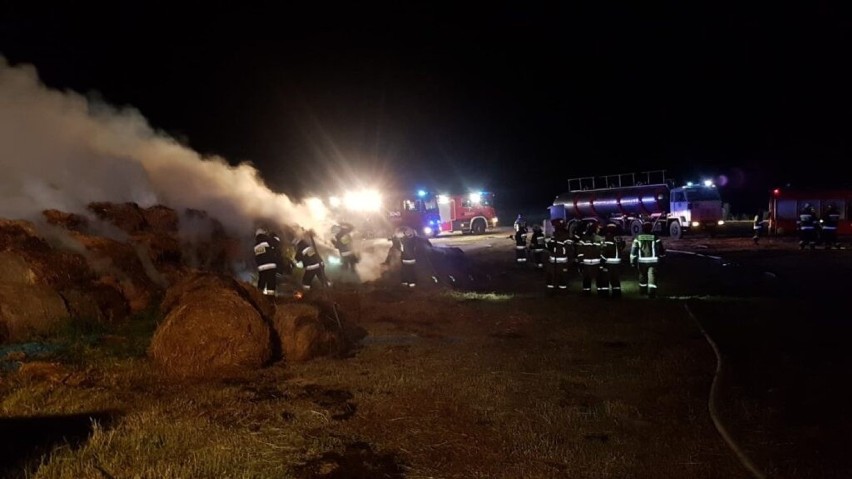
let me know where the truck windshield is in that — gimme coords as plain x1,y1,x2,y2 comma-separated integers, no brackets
685,188,721,201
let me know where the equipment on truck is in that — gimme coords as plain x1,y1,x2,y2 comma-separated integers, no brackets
548,170,724,239
767,187,852,236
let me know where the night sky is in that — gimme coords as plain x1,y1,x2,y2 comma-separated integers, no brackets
3,3,852,215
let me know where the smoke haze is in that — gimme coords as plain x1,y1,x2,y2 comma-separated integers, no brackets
0,57,387,281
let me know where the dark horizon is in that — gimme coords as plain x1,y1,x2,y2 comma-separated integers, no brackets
3,3,852,215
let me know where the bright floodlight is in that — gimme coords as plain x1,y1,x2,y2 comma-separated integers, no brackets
469,192,482,204
343,189,382,212
686,181,693,187
703,179,713,187
417,189,427,197
329,196,341,208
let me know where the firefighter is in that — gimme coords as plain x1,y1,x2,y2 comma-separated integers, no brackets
630,222,666,298
331,222,359,273
599,223,625,297
576,221,603,296
530,223,546,268
797,204,818,250
513,214,529,264
545,218,572,293
752,210,764,245
821,203,840,249
254,227,279,297
395,225,418,288
293,231,331,292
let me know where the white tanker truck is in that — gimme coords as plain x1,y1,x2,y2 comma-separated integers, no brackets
547,170,725,239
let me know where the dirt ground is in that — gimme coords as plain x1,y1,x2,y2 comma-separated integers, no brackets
1,226,851,478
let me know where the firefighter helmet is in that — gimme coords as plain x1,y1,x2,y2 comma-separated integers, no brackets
255,227,267,237
331,224,341,235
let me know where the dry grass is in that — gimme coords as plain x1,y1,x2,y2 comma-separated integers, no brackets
0,244,763,479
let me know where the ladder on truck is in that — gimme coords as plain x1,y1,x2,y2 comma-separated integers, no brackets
567,170,671,192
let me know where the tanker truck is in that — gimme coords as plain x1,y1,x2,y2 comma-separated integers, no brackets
547,170,725,239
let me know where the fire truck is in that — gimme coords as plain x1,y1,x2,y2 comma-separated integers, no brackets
434,191,498,235
767,187,852,236
385,190,498,237
548,170,725,239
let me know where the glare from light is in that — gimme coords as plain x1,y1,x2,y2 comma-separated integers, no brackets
686,181,694,187
343,189,382,212
305,197,328,220
691,221,700,227
703,179,713,187
328,256,341,265
491,217,498,224
329,196,341,208
717,220,725,226
423,226,433,235
418,189,427,197
469,192,482,204
437,195,450,204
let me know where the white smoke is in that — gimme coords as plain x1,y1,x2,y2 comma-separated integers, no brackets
0,57,388,281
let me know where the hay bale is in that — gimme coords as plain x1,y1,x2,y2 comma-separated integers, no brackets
0,283,69,343
42,209,89,232
59,285,129,323
87,202,148,234
149,288,273,379
141,205,178,233
161,272,273,319
271,302,344,362
0,251,38,285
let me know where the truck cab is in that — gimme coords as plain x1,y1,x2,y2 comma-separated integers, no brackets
436,191,498,235
668,182,724,238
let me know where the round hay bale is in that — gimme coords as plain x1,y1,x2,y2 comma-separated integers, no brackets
0,251,38,285
87,202,148,234
148,288,272,379
0,284,69,343
272,302,344,362
42,209,89,232
161,272,273,319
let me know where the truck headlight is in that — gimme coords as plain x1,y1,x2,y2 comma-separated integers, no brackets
492,217,498,224
691,221,700,227
423,226,433,235
717,220,725,226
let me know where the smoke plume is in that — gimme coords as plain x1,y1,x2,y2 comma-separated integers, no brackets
0,57,388,281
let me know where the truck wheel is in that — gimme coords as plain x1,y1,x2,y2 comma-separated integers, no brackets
472,219,486,235
669,221,682,239
630,220,643,236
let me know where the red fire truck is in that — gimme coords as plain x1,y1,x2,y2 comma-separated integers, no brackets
435,191,498,235
768,187,852,236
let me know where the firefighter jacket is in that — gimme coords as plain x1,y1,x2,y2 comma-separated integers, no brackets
546,229,573,264
576,232,603,266
332,224,355,257
822,210,840,232
630,233,665,265
530,229,546,251
399,233,417,263
797,209,817,232
294,238,323,271
514,229,528,248
601,234,625,265
254,233,280,272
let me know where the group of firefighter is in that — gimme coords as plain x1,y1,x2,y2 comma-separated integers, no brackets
791,203,841,250
514,215,666,298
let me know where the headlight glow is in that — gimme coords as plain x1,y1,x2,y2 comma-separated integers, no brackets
423,226,433,235
717,220,725,226
343,189,382,212
691,221,700,227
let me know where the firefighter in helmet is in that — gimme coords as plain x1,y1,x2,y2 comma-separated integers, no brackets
599,223,626,297
293,231,331,293
394,225,419,288
576,221,604,296
254,227,279,297
820,203,840,249
752,210,765,245
630,222,666,298
513,214,529,264
797,203,818,250
530,223,546,269
331,222,359,274
545,218,572,293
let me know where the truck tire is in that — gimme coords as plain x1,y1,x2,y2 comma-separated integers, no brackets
630,220,643,236
472,219,486,235
669,221,682,239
